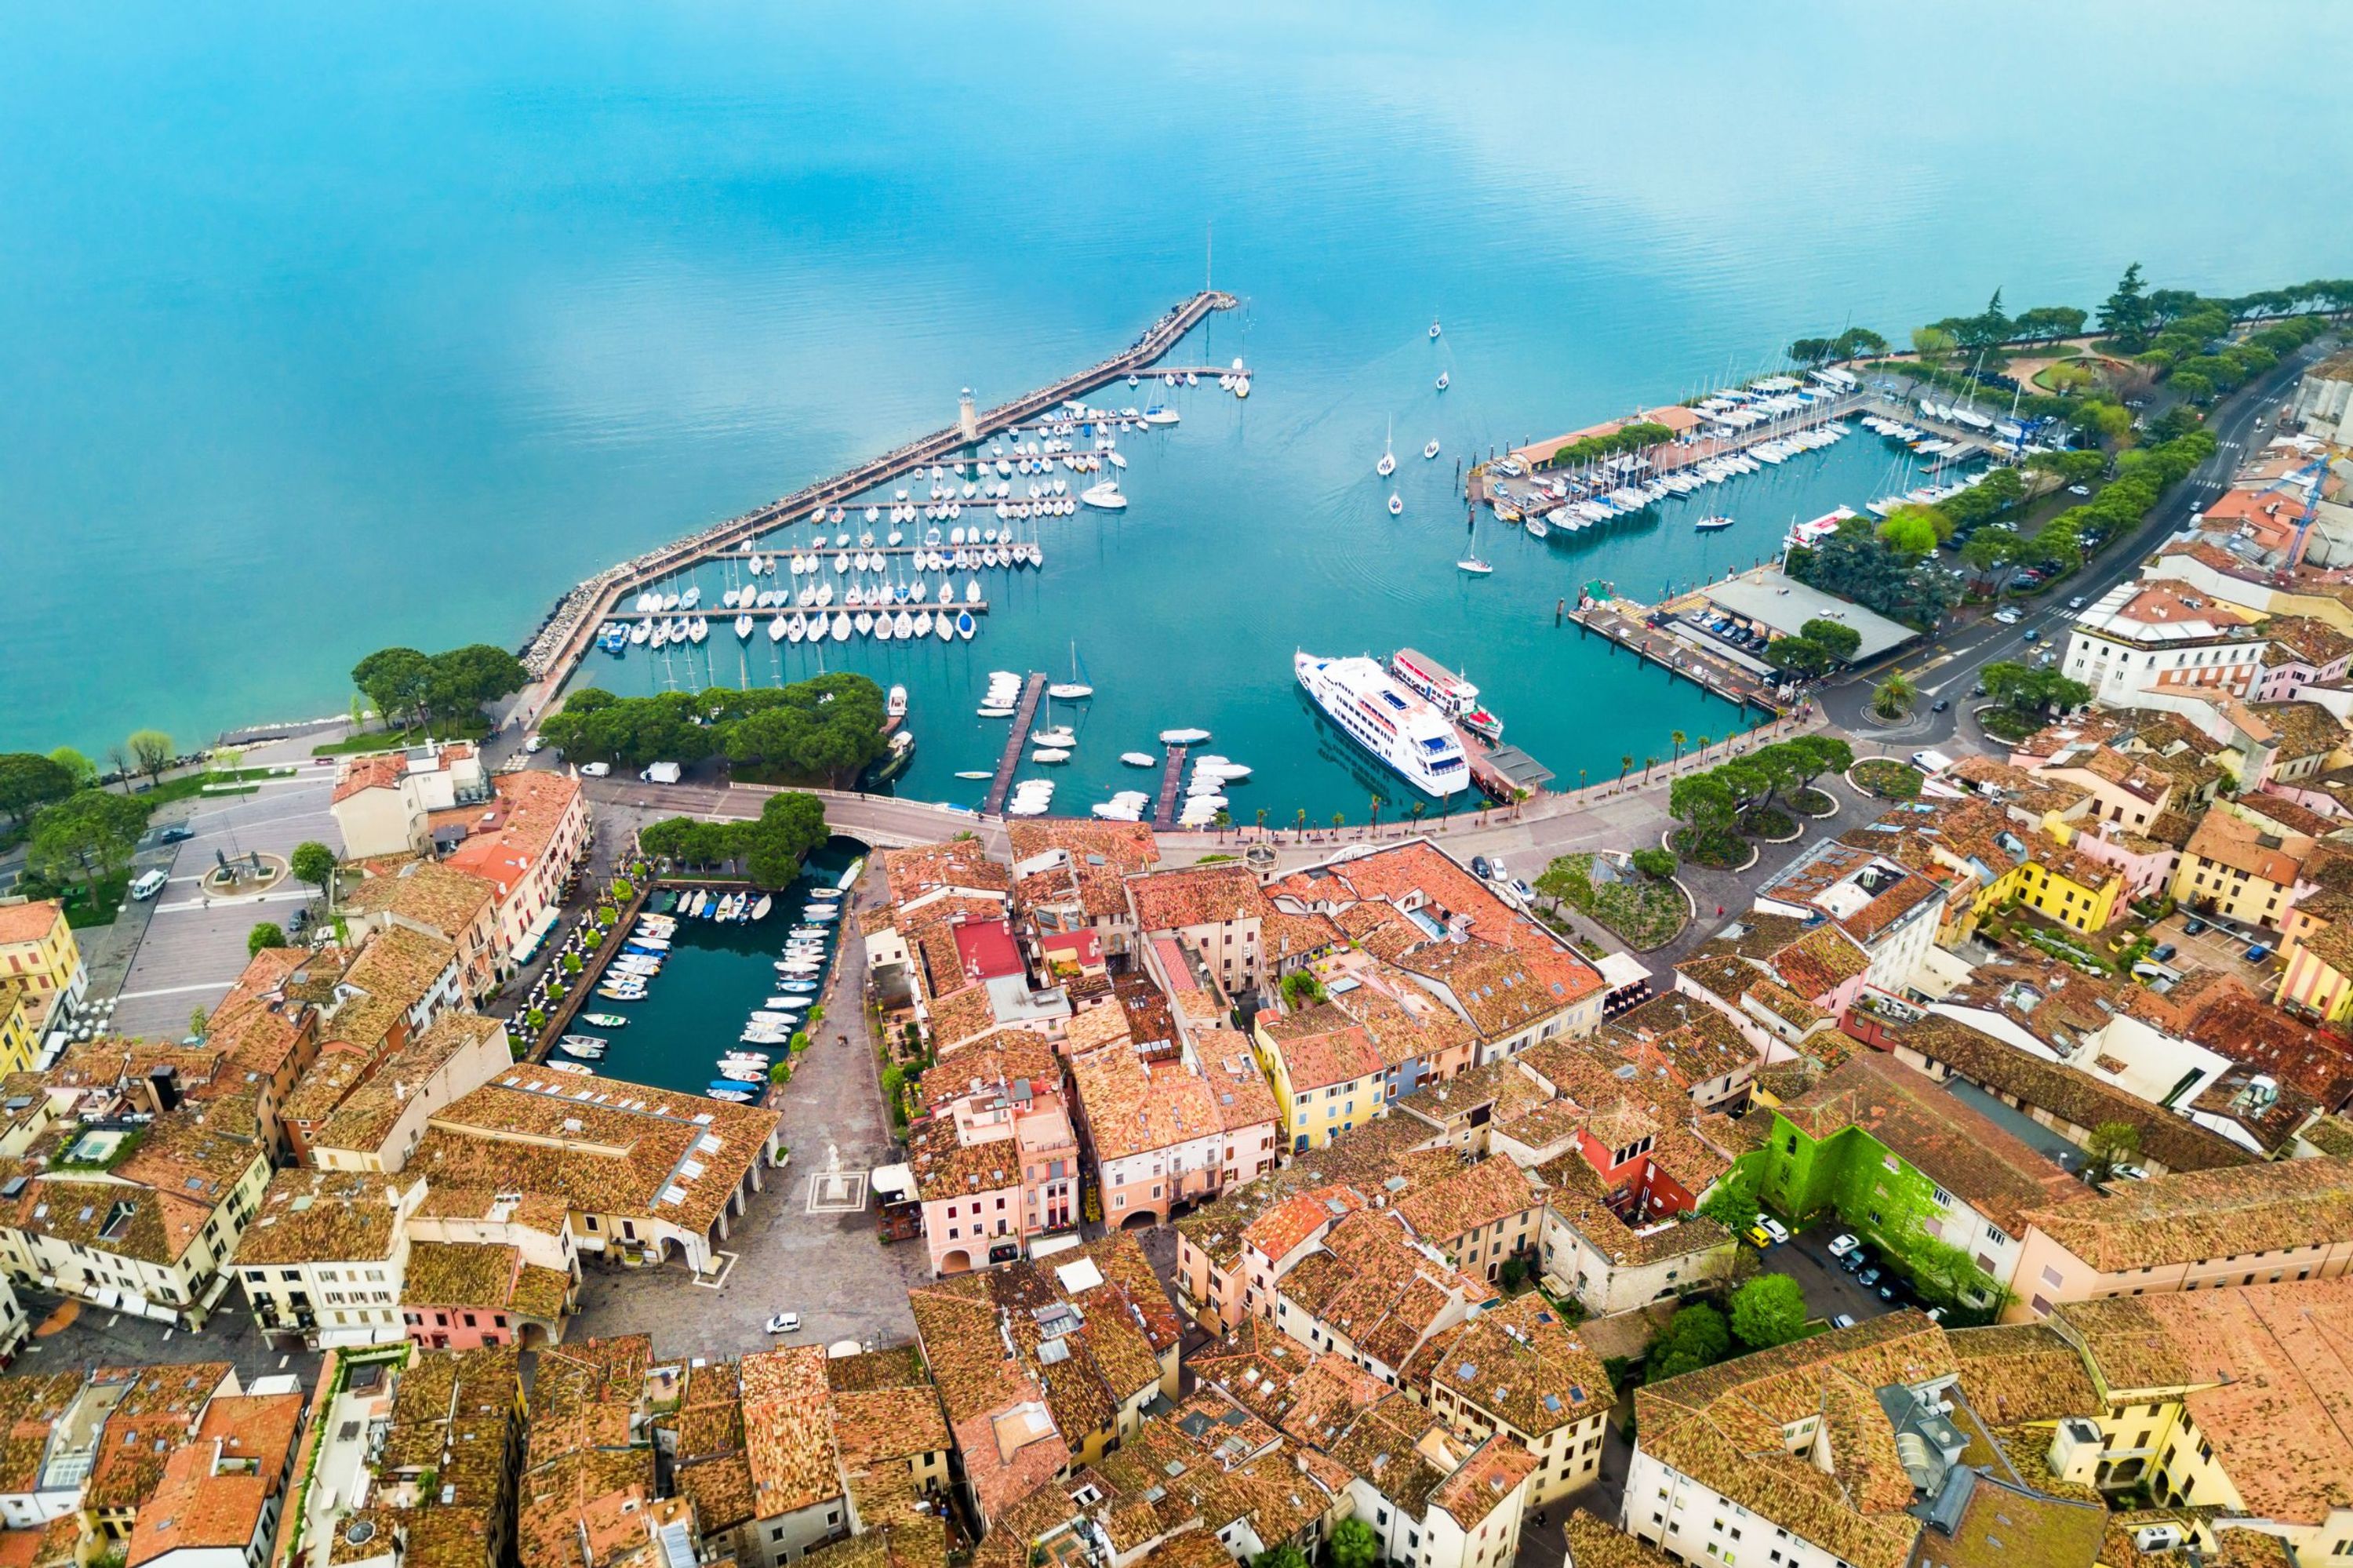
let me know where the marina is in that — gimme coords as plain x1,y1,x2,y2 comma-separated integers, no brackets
980,672,1053,817
522,290,1245,695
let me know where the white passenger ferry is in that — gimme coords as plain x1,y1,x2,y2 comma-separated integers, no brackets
1294,651,1469,798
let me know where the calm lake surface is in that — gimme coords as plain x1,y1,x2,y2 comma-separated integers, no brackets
9,2,2352,818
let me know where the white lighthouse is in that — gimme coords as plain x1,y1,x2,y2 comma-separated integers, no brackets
958,387,977,443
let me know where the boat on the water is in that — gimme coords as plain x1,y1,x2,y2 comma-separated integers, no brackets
1160,727,1211,746
582,1013,628,1028
1120,752,1158,767
1424,439,1441,460
1295,650,1469,797
545,1061,595,1077
1695,514,1735,531
1457,555,1490,573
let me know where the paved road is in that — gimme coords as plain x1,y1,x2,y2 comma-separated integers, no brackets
13,1290,322,1387
1820,342,2332,752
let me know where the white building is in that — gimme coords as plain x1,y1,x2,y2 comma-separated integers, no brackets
2063,581,2268,708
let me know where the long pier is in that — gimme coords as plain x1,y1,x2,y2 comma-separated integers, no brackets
1152,747,1190,831
1567,597,1787,716
602,602,988,622
700,545,1042,564
520,290,1242,708
980,674,1050,817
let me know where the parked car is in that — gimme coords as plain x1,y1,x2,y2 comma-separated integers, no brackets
1471,856,1492,881
287,907,311,935
129,869,169,902
1841,1250,1870,1274
1830,1313,1857,1330
1755,1214,1791,1246
2184,917,2208,935
1487,855,1511,883
2067,484,2093,497
1924,1307,1946,1324
765,1312,802,1334
580,762,612,777
1993,609,2020,625
1744,1225,1774,1249
1827,1234,1862,1258
2246,944,2271,963
524,733,547,754
158,824,195,844
1857,1267,1883,1289
2150,943,2177,962
1877,1282,1900,1302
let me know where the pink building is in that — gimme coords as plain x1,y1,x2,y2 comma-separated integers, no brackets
906,1031,1082,1275
2061,818,2183,897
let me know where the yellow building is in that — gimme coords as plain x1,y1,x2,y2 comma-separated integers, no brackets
0,900,83,1037
1251,1002,1388,1154
2010,846,2125,936
0,985,35,1079
2169,810,2311,929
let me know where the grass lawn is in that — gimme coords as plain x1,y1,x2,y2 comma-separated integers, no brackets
312,719,492,757
1977,708,2042,743
1543,853,1688,950
1852,760,1924,800
59,873,131,930
1670,828,1748,870
1789,787,1837,815
1739,806,1797,839
122,766,282,809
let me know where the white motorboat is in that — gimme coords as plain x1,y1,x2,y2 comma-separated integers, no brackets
1388,493,1404,516
1032,748,1071,764
1160,727,1211,745
1429,319,1442,339
1120,751,1158,767
956,610,976,639
887,685,908,719
1694,515,1735,531
1436,370,1450,391
736,613,755,640
1457,555,1493,574
1424,439,1441,460
1080,480,1127,511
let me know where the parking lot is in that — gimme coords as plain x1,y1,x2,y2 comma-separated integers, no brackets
1757,1226,1907,1326
2144,910,2282,989
109,753,342,1039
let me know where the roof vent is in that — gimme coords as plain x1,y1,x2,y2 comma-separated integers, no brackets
344,1523,377,1547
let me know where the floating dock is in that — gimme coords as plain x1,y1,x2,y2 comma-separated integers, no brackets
524,291,1243,697
980,674,1050,817
1567,595,1786,715
1152,747,1190,831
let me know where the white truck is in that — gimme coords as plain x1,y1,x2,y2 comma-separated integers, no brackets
639,761,682,785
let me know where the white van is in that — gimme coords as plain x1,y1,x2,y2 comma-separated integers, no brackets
129,869,169,901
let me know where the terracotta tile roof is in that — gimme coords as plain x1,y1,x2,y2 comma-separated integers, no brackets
1564,1512,1676,1568
431,769,582,897
1070,1047,1220,1162
1398,938,1580,1038
881,840,1012,902
342,857,497,938
1199,1031,1280,1133
311,1010,507,1158
1635,1313,1958,1568
1428,1433,1537,1526
1777,1055,2085,1233
85,1362,236,1512
1126,866,1271,933
2246,699,2345,762
124,1392,303,1568
922,982,999,1053
1944,1324,2102,1425
1406,1292,1609,1438
2181,809,2310,886
1894,1013,2253,1174
2060,1282,2353,1522
1260,1005,1384,1091
742,1345,844,1518
414,1069,778,1239
1325,967,1477,1072
2022,1155,2353,1273
1393,1158,1538,1249
0,1372,88,1493
230,1168,409,1265
1598,991,1759,1088
1537,1152,1734,1267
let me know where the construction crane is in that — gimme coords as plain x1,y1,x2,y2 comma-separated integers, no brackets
2253,455,2333,566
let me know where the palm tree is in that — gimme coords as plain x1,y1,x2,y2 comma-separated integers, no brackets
1618,754,1634,787
1213,809,1232,842
1874,672,1918,721
1670,729,1688,773
1642,755,1659,782
1331,812,1346,835
1255,807,1268,841
1295,808,1308,842
1576,768,1587,793
1369,793,1384,836
1410,800,1427,833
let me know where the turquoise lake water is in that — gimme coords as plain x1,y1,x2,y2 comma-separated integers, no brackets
569,839,863,1097
9,2,2353,819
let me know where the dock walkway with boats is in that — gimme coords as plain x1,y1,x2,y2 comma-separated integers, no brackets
980,673,1051,817
518,290,1244,711
1151,746,1191,831
1567,594,1789,716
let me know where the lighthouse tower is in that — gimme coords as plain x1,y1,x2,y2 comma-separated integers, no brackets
958,387,978,443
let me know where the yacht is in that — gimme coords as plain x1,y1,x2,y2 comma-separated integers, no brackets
1377,419,1397,478
1388,493,1404,517
1436,371,1449,391
1141,406,1179,426
1293,651,1469,798
1080,480,1128,511
1457,555,1493,574
1120,751,1158,767
1160,726,1211,745
1694,514,1735,531
1424,439,1441,460
1428,320,1442,339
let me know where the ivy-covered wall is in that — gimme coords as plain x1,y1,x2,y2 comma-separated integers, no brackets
1757,1111,2002,1308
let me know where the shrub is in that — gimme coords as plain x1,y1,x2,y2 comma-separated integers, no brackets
1852,759,1924,800
1628,846,1678,879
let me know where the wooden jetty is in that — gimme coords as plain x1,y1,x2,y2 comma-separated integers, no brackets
1152,746,1190,831
981,674,1050,817
1567,598,1786,715
526,291,1242,697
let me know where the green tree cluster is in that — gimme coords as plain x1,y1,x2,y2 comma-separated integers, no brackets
249,922,286,956
1627,846,1678,880
350,643,529,735
1645,1303,1731,1384
1550,420,1677,469
1787,326,1889,365
638,792,830,890
1729,1275,1809,1350
538,674,889,782
0,754,79,831
1279,970,1327,1010
1785,515,1962,627
1980,662,2092,720
27,788,150,888
1668,735,1851,860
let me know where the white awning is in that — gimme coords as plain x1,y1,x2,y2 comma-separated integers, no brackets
869,1162,915,1200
